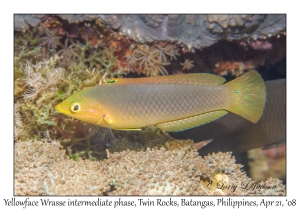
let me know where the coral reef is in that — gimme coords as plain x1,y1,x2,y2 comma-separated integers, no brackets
180,59,195,71
15,55,65,141
14,19,128,143
23,55,64,101
39,28,62,49
14,52,122,157
14,140,67,195
14,14,286,79
239,40,273,51
14,30,44,79
186,36,286,77
213,61,255,76
14,103,24,140
14,139,286,196
125,42,179,76
248,146,286,183
13,14,286,197
14,15,286,50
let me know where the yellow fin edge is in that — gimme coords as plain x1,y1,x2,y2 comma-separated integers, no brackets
157,110,228,132
223,70,266,123
104,73,226,86
115,128,142,131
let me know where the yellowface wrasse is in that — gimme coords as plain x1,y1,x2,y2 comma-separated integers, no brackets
55,70,266,133
170,79,285,154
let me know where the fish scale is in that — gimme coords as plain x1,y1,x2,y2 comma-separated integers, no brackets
170,79,285,154
56,70,266,132
88,84,229,128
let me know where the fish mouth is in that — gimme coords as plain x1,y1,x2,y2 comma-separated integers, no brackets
55,104,65,114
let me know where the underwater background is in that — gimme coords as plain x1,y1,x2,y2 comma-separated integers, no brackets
14,14,286,195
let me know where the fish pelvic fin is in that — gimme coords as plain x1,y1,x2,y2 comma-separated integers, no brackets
224,70,266,123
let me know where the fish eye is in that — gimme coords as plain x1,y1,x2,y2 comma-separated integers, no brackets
70,102,80,113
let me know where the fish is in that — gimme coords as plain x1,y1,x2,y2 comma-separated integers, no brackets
169,79,286,155
55,70,266,135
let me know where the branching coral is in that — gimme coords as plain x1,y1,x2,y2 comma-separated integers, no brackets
56,38,76,66
248,147,286,183
14,139,286,196
23,55,65,101
16,54,105,143
68,41,121,76
14,103,24,141
14,30,47,79
15,56,65,141
15,44,125,159
14,140,68,195
15,39,123,141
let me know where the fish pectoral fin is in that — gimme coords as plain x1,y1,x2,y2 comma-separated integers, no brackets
115,128,142,131
86,125,116,146
157,110,228,132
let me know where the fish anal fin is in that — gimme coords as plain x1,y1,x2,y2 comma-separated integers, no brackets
157,110,228,132
194,139,213,150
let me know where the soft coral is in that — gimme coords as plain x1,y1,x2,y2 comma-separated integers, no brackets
23,55,65,101
39,28,62,49
125,42,180,76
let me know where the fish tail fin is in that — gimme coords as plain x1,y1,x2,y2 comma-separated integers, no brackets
223,70,266,123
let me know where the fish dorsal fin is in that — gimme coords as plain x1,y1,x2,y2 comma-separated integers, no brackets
104,73,226,87
115,128,142,131
157,110,228,132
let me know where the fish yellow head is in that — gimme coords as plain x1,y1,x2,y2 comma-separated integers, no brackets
55,88,106,126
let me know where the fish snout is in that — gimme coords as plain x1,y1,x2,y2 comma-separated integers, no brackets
55,103,69,114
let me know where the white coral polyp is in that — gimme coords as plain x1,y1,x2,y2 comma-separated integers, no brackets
46,67,65,88
23,56,65,101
